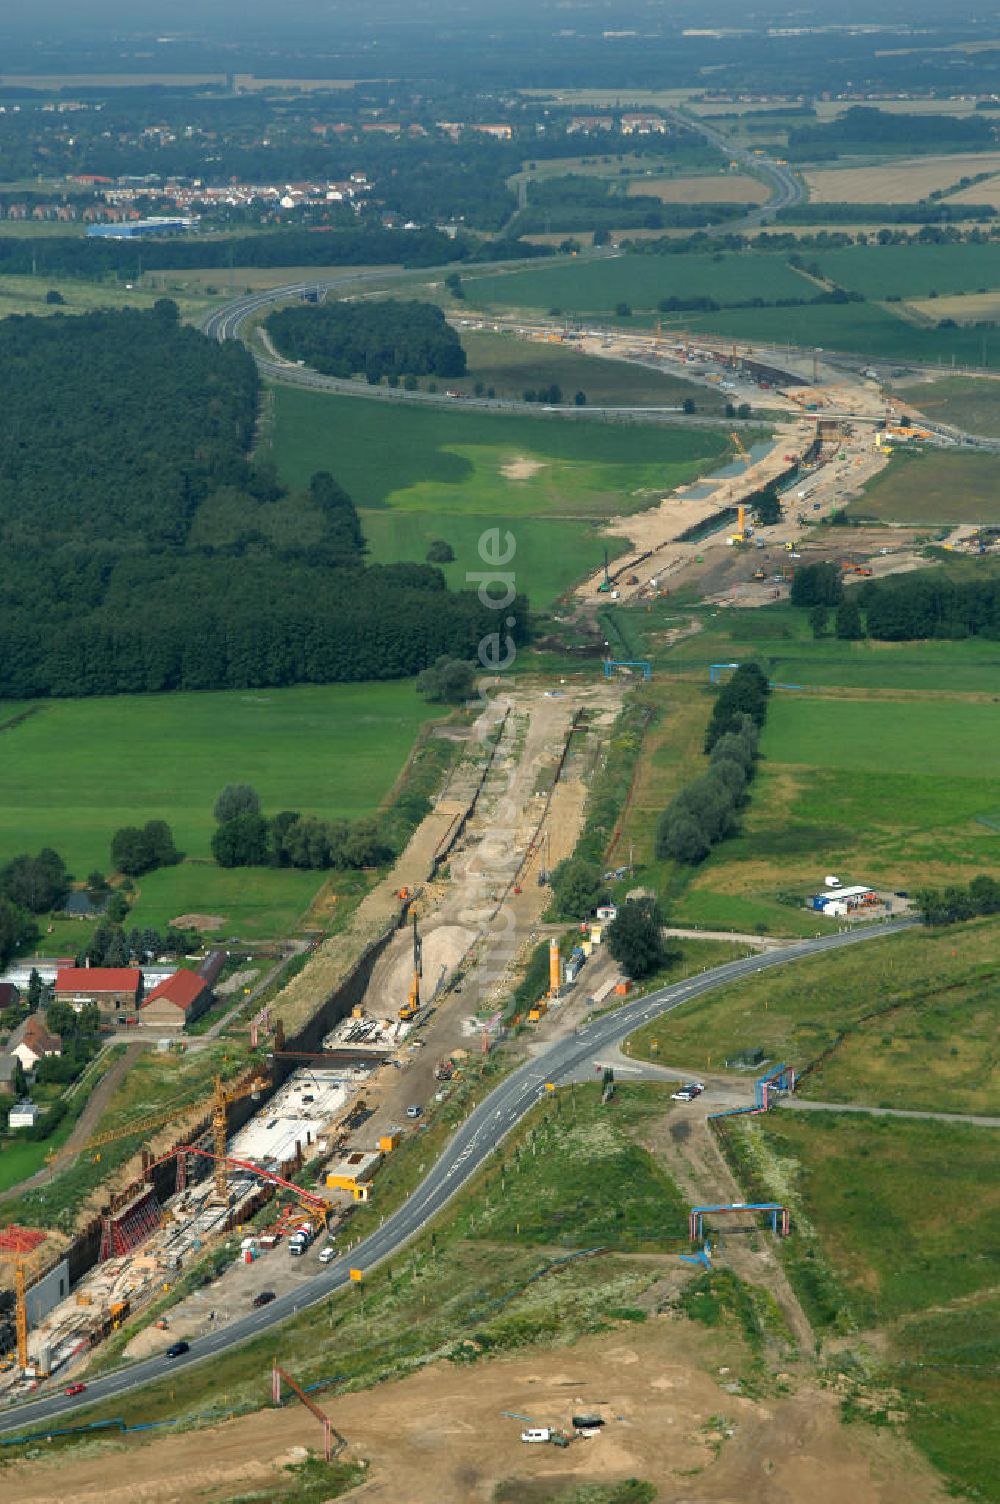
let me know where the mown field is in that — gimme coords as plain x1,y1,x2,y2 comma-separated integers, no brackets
0,684,442,936
626,918,1000,1112
721,1111,1000,1501
849,447,1000,522
896,374,1000,437
441,328,726,410
268,386,730,605
464,252,813,313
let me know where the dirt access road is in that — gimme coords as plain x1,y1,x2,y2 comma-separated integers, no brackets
348,680,622,1143
7,1318,947,1504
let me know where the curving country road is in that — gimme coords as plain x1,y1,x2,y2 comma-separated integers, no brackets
0,918,915,1438
201,268,761,430
664,107,804,231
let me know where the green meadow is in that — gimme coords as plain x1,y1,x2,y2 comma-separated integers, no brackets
0,683,441,872
464,251,812,313
849,447,1000,523
269,386,730,605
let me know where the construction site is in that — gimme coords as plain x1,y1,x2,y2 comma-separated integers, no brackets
0,680,622,1402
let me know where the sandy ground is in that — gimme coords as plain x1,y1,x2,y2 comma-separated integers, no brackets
170,912,225,929
627,173,770,204
6,1320,948,1504
501,456,546,480
805,151,1000,202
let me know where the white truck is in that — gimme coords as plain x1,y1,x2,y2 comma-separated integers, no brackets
288,1223,315,1257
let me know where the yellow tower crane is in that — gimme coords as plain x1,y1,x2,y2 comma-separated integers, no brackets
211,1072,270,1202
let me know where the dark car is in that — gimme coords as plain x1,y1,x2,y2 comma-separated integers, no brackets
165,1340,189,1358
252,1290,276,1308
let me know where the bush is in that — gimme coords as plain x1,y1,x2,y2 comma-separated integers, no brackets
550,857,606,919
426,539,455,564
110,820,179,877
416,655,476,703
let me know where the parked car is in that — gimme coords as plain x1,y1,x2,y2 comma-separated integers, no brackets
252,1290,276,1308
165,1340,190,1358
671,1082,705,1102
405,1104,422,1119
318,1246,336,1264
64,1382,86,1396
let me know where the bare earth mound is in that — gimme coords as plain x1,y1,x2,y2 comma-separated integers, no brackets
7,1321,947,1504
170,912,225,930
501,456,546,480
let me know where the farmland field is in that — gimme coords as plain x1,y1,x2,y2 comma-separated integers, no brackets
805,150,1000,202
680,298,1000,367
0,683,442,876
895,374,1000,436
849,448,1000,522
812,242,1000,299
441,328,725,409
464,252,813,313
627,918,1000,1111
626,173,769,204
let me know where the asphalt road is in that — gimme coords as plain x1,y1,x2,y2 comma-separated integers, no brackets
0,918,914,1438
664,108,804,231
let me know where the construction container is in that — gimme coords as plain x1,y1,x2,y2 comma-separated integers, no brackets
378,1132,401,1153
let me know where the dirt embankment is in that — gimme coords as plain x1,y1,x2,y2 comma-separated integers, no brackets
6,1320,947,1504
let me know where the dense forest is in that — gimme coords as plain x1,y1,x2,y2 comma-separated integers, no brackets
0,307,525,698
266,299,467,381
858,573,1000,641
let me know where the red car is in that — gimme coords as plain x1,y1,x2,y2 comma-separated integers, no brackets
64,1382,86,1397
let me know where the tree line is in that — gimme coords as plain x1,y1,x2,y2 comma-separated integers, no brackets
792,565,1000,643
0,307,526,699
266,298,467,382
917,875,1000,926
210,783,394,871
656,664,770,865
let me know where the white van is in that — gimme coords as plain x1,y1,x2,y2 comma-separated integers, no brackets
318,1246,336,1264
521,1428,550,1443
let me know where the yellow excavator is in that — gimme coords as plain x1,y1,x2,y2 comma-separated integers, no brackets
398,914,422,1022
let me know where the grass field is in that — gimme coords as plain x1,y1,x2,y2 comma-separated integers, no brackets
0,685,442,930
270,388,729,514
721,1112,1000,1500
896,374,1000,436
358,509,629,607
680,298,1000,367
813,241,1000,299
267,386,729,605
657,601,1000,693
0,271,216,323
442,328,726,409
626,918,1000,1112
608,618,1000,935
850,448,1000,522
464,252,813,314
